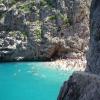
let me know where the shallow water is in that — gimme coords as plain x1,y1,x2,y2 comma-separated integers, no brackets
0,62,73,100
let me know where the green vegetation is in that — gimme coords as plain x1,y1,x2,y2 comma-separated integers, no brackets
9,31,16,37
18,1,35,12
48,15,56,20
18,4,30,12
59,13,72,26
1,0,17,5
40,0,47,6
34,28,42,40
35,20,41,25
60,14,69,25
21,32,28,36
47,13,72,26
39,0,55,7
9,31,28,37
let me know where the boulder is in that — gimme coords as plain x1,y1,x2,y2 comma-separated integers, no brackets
58,72,100,100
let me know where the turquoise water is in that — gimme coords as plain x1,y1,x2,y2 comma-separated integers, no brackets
0,62,73,100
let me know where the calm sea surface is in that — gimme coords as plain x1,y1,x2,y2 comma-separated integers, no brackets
0,62,73,100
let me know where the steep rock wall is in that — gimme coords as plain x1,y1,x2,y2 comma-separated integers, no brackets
58,1,100,100
86,0,100,75
0,0,91,61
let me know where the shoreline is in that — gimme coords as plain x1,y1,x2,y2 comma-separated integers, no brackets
0,56,86,72
44,56,86,71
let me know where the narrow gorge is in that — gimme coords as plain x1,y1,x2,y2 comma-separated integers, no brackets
58,0,100,100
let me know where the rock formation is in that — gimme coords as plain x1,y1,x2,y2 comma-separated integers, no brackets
0,0,91,61
86,0,100,75
58,72,100,100
58,0,100,100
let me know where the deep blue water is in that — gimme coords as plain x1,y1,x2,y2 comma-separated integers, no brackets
0,62,73,100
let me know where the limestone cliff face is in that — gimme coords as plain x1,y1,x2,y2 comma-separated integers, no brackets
0,0,91,61
86,0,100,75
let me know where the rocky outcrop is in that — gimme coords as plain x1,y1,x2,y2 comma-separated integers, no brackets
58,72,100,100
86,0,100,75
58,0,100,100
0,0,91,61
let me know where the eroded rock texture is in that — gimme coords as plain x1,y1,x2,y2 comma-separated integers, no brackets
58,72,100,100
86,0,100,75
0,0,91,61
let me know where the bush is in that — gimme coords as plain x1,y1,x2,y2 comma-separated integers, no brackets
48,15,56,20
39,0,54,7
40,0,47,6
18,1,35,12
34,28,42,40
59,13,72,26
21,32,28,36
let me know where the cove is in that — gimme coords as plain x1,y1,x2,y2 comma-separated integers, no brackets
0,62,73,100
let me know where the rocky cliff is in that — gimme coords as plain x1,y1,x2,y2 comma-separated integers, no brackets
58,72,100,100
86,0,100,75
0,0,91,61
58,0,100,100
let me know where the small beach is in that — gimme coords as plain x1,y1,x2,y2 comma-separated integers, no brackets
44,56,86,71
